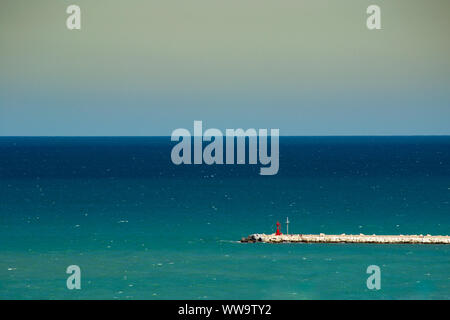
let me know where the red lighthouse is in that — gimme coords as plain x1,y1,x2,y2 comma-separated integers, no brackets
275,221,282,236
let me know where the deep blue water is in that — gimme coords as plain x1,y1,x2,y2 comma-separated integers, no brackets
0,137,449,299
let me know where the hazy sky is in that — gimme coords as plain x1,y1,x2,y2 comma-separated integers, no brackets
1,0,449,136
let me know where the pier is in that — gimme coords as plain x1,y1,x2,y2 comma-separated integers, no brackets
241,233,450,244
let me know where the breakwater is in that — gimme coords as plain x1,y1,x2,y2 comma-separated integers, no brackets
241,233,450,244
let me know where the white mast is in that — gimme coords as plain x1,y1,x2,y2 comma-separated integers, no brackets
286,217,290,235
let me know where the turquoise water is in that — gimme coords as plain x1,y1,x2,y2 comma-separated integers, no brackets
0,137,449,299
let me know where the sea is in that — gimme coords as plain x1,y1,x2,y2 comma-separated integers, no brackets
0,136,449,299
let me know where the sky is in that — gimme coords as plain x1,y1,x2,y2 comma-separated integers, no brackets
0,0,449,136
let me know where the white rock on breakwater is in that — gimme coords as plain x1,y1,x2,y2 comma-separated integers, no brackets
241,233,450,244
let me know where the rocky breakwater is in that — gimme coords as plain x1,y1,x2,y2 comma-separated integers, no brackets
240,233,450,244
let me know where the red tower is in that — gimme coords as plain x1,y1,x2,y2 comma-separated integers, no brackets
275,221,282,236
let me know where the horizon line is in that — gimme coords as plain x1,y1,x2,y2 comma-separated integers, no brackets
1,135,450,138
